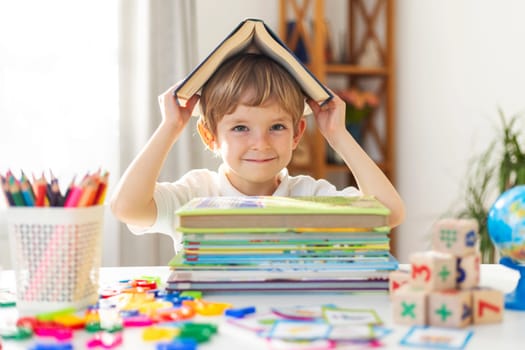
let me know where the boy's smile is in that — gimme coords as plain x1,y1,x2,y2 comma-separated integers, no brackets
213,99,305,195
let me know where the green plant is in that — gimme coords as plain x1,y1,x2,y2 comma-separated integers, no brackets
498,108,525,192
453,109,525,263
456,146,497,263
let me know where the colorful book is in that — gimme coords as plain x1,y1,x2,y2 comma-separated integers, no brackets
168,252,398,271
173,18,332,108
167,268,390,283
166,279,389,292
175,196,390,230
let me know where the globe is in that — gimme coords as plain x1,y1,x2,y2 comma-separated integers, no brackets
487,185,525,264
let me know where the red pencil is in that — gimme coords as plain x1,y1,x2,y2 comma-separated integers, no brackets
94,171,109,205
35,177,47,207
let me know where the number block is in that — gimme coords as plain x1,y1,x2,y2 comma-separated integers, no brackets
432,218,479,257
410,251,457,292
392,284,428,326
428,289,472,328
456,252,481,289
389,270,410,296
472,287,504,324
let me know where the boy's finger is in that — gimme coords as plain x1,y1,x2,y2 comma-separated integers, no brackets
185,94,200,113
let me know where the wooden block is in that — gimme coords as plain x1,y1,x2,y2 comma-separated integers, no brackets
410,251,457,292
428,289,472,328
472,287,504,324
432,218,479,257
456,252,481,289
392,284,428,326
389,270,410,296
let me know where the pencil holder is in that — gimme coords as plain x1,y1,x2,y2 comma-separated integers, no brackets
7,205,104,313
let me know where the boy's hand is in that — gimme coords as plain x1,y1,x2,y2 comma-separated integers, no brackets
306,93,348,145
158,82,200,133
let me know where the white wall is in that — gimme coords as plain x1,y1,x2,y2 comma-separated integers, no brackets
195,0,278,59
396,0,525,261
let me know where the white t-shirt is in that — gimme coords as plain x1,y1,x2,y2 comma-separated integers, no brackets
128,164,361,252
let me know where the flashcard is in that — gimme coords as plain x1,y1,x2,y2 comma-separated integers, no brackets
272,305,335,320
266,339,336,350
328,324,375,341
227,312,278,332
322,306,382,325
372,326,393,339
268,320,331,341
0,289,16,307
399,326,474,349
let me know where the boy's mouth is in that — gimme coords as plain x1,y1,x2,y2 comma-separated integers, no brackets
243,157,277,163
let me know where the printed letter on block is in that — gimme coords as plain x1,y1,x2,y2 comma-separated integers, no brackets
410,251,456,292
392,284,427,326
472,287,503,324
432,218,479,257
389,270,410,296
428,290,472,328
456,252,481,289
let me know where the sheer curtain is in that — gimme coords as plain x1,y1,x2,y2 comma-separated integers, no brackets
118,0,217,266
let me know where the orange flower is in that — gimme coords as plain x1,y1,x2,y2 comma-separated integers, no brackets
337,88,378,109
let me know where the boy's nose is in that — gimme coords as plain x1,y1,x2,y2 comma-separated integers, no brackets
252,131,271,149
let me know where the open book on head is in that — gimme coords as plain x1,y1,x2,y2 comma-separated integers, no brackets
174,18,333,115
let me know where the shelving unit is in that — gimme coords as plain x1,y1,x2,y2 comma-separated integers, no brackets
278,0,396,185
279,0,397,254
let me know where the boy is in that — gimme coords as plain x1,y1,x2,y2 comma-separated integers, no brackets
111,53,405,251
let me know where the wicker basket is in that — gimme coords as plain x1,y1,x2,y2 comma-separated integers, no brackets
7,206,104,313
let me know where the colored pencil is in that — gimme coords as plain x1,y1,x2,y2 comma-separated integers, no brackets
20,179,35,206
64,185,83,208
77,177,98,207
0,175,15,206
94,171,109,205
1,170,108,207
7,176,25,206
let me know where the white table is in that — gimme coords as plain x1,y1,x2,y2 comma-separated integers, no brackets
1,264,524,349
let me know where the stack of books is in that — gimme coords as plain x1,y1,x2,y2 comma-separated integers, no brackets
166,196,398,292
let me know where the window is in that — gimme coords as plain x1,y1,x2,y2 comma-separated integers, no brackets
0,1,119,190
0,1,120,266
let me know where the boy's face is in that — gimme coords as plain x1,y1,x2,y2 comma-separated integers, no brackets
211,99,305,195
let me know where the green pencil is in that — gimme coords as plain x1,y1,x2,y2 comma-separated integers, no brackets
8,176,25,206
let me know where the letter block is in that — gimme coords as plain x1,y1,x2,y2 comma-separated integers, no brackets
392,284,428,326
456,252,481,289
432,218,479,257
410,251,457,292
428,290,472,328
389,270,410,296
472,287,504,324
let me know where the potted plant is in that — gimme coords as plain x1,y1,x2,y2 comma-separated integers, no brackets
452,109,525,263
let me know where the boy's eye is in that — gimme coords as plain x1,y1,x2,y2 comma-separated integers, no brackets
232,125,248,132
270,124,287,131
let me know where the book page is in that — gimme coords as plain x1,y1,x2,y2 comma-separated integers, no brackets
252,21,330,104
176,21,256,101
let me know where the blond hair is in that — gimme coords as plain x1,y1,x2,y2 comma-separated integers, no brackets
198,53,305,135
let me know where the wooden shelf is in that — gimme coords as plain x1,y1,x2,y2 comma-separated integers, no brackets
290,161,390,178
279,0,397,255
326,64,388,75
279,0,395,181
